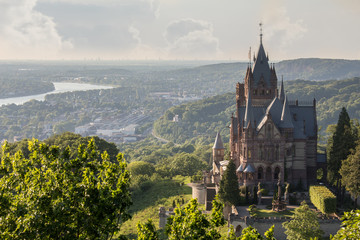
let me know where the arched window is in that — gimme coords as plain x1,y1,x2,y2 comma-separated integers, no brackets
258,167,263,180
275,145,279,161
274,167,280,180
259,144,263,160
266,167,272,181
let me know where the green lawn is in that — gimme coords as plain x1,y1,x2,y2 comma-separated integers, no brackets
250,208,295,218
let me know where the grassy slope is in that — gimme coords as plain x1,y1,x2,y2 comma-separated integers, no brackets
120,176,193,239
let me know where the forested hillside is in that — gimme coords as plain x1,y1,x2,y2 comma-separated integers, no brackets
0,79,54,99
154,77,360,144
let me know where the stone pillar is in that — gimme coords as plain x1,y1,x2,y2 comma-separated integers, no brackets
159,207,167,229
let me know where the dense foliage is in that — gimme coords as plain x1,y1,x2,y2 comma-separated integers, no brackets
332,210,360,239
153,92,235,144
283,201,323,240
339,141,360,207
165,197,225,239
309,186,336,214
327,107,358,200
0,138,131,239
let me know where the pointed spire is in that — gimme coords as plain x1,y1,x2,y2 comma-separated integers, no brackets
259,22,263,44
213,132,225,149
244,83,255,128
278,76,285,103
280,95,294,128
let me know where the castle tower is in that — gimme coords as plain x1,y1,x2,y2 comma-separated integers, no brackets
213,132,225,164
241,25,278,106
212,132,225,184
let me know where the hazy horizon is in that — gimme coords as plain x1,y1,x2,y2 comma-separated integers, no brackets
0,0,359,61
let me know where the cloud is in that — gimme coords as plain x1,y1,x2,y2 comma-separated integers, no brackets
35,0,161,59
259,0,307,59
0,0,72,59
262,7,307,47
164,19,221,59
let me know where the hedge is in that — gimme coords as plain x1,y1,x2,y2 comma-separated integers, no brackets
309,185,336,214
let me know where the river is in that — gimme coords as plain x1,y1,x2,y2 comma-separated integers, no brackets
0,82,113,106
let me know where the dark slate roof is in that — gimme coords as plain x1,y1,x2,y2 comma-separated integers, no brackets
280,96,294,128
239,102,316,139
252,43,271,87
244,164,255,173
213,132,225,149
237,164,245,172
265,97,283,125
289,105,316,138
278,78,285,103
317,153,327,163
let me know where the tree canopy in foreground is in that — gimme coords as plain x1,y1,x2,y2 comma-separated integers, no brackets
0,138,131,239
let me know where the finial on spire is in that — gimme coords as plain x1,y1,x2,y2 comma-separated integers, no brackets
259,22,263,44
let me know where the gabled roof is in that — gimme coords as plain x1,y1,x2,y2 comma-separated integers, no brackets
280,95,294,128
265,97,282,125
213,132,225,149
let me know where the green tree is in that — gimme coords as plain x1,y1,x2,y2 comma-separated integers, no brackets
128,161,155,177
165,197,225,239
332,209,360,239
327,108,357,198
283,201,323,240
0,138,132,239
218,159,241,206
339,141,360,207
137,219,159,240
170,153,207,177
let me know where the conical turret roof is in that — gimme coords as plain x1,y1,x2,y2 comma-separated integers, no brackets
252,41,271,86
213,132,225,149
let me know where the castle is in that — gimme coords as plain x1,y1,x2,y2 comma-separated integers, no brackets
208,30,324,195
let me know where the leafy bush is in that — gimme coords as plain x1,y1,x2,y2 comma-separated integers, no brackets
309,185,336,214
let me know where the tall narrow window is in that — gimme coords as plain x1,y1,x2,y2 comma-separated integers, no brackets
258,167,263,180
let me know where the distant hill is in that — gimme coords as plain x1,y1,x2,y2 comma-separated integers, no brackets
276,58,360,81
180,58,360,83
154,77,360,145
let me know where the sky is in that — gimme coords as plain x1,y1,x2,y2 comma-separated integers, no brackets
0,0,359,61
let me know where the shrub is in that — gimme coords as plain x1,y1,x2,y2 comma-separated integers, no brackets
309,185,336,214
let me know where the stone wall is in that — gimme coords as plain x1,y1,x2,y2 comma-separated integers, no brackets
191,183,206,204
